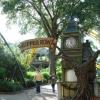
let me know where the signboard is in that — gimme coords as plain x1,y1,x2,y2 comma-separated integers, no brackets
19,38,56,51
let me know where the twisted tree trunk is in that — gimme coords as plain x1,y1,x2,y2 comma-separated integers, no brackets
61,49,100,100
72,50,100,100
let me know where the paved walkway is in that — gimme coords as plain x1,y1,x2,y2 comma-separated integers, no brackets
0,84,58,100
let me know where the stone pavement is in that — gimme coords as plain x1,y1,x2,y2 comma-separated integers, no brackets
0,84,58,100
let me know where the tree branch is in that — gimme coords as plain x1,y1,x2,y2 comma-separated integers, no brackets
42,1,53,20
22,10,41,24
26,0,52,36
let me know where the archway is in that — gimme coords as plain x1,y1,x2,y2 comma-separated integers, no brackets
19,37,56,71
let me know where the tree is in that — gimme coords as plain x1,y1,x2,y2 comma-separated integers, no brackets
1,0,100,75
0,32,26,85
61,48,100,100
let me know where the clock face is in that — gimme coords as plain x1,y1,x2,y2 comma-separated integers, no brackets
65,37,77,48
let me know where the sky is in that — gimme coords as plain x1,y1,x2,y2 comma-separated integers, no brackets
0,11,35,44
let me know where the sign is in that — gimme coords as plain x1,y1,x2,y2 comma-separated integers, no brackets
19,38,56,51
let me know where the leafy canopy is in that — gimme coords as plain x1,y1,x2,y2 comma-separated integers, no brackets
1,0,100,37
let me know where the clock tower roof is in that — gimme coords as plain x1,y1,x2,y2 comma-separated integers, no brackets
64,16,79,33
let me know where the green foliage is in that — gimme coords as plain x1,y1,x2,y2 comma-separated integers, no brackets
0,38,26,84
57,71,62,80
1,0,100,35
25,71,34,80
0,48,23,80
56,59,62,80
0,80,23,92
42,72,50,83
0,46,15,79
25,79,35,88
97,81,100,87
0,67,6,79
2,0,23,11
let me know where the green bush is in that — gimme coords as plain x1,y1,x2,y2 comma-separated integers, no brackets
25,79,35,88
0,80,23,92
7,82,23,92
56,60,62,80
57,71,62,80
97,81,100,87
25,71,34,80
0,67,6,79
42,72,50,84
25,74,33,80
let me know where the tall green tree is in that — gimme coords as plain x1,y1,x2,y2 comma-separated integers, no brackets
1,0,100,75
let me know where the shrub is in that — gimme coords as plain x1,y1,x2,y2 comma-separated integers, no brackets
7,82,23,92
25,74,33,80
42,72,50,84
57,71,62,81
0,80,23,92
97,81,100,87
25,71,34,80
25,79,35,88
0,67,6,79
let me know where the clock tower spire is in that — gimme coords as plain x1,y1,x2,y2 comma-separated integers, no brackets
64,16,78,33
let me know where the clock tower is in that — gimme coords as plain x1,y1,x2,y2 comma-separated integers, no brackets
61,17,82,69
58,17,82,99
